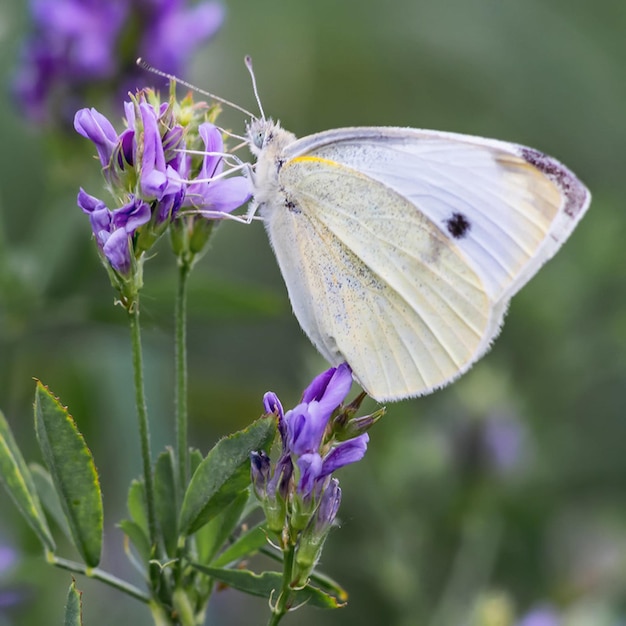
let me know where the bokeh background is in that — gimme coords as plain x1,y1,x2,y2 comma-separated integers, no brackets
1,0,625,624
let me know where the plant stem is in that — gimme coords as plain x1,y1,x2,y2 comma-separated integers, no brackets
267,544,296,626
129,304,157,547
49,554,150,604
175,261,191,495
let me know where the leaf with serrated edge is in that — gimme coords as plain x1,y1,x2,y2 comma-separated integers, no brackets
34,382,102,567
191,565,345,609
0,410,55,550
179,416,275,536
64,579,83,626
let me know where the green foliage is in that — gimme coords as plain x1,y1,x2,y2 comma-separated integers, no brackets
64,579,83,626
0,409,55,551
194,489,250,565
34,381,103,567
30,462,72,543
191,564,346,609
179,415,276,535
153,448,178,557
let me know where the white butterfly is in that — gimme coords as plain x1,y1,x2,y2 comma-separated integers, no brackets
136,58,590,401
244,118,590,402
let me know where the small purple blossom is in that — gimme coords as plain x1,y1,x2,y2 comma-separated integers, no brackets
183,123,253,215
75,90,251,278
13,0,224,124
255,365,376,583
138,0,225,77
256,363,371,521
313,478,341,535
78,189,151,274
74,108,119,167
286,363,353,457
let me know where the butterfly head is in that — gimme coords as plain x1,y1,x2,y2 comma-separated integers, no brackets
246,117,296,158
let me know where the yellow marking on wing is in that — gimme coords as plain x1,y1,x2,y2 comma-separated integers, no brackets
290,155,344,168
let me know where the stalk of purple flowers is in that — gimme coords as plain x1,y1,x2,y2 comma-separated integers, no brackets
251,363,383,598
75,87,251,304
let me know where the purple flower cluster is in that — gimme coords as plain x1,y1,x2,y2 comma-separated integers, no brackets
13,0,224,123
75,92,251,275
252,364,370,536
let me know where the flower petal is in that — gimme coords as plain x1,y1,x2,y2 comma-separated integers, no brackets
74,108,119,167
320,433,369,477
102,228,131,274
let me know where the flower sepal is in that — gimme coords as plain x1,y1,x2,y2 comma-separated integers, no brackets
292,479,342,587
332,404,386,442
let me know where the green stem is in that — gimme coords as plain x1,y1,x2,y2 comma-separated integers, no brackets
129,304,157,547
49,554,150,604
267,544,296,626
175,261,191,494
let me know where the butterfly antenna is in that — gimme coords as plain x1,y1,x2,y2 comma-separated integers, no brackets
136,58,256,118
244,55,266,121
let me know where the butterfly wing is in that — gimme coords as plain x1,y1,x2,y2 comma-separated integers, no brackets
262,127,590,401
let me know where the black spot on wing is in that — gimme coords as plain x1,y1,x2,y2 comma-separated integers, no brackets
283,189,300,213
444,212,471,239
520,147,588,219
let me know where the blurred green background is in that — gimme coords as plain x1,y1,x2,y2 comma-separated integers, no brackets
1,0,625,624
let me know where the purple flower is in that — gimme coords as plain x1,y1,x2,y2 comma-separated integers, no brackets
250,450,271,499
183,123,252,215
78,188,151,274
257,363,369,504
74,107,119,167
138,0,224,76
75,91,251,277
286,363,353,457
313,478,341,536
255,365,373,572
13,0,224,124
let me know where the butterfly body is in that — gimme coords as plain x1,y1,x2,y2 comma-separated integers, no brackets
246,119,590,402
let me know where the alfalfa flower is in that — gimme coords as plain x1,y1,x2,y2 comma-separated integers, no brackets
252,363,379,585
75,87,251,301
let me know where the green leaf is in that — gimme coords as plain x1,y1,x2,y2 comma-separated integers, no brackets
64,579,83,626
210,522,268,568
189,448,203,473
29,462,72,543
0,409,55,551
127,479,148,537
179,416,275,536
118,519,151,566
154,448,178,557
34,381,103,567
195,489,249,565
190,565,346,609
